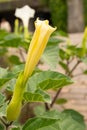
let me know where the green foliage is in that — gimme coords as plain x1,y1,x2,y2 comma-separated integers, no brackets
27,71,73,92
0,93,6,106
0,31,30,49
22,110,86,130
42,38,59,69
0,17,87,129
0,123,4,130
24,89,51,103
48,0,67,31
8,55,21,65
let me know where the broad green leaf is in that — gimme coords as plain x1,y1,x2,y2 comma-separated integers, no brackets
38,110,61,120
52,30,68,37
0,30,9,40
63,109,85,127
0,65,24,87
59,61,69,72
8,55,21,65
0,102,8,117
0,70,15,87
42,43,58,69
0,33,29,49
11,127,20,130
27,71,73,92
34,104,45,116
6,78,16,93
23,110,85,130
22,117,57,130
12,64,24,74
59,49,70,60
0,93,6,106
23,89,51,103
0,67,10,87
48,37,64,45
0,123,4,130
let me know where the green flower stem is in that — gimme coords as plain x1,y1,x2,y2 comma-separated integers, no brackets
6,19,56,121
24,26,29,39
14,19,19,35
7,72,26,121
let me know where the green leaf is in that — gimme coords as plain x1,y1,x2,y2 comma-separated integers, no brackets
8,55,21,65
59,49,70,60
0,30,9,40
63,109,85,127
0,65,24,87
12,64,24,74
34,104,45,116
0,70,15,87
0,33,29,49
23,110,85,130
0,67,10,87
42,41,58,69
22,117,57,130
6,78,16,93
0,123,4,130
48,37,64,45
0,93,6,106
11,127,21,130
52,30,68,37
0,102,8,117
23,89,51,103
59,61,69,72
27,71,73,92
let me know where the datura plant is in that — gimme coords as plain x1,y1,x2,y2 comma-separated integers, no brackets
6,19,56,121
15,5,35,39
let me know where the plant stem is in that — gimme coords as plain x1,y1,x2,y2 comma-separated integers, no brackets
45,103,50,111
67,60,81,76
49,60,81,108
0,117,13,130
50,88,62,107
5,122,13,130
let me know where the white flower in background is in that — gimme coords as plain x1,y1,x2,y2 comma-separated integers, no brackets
15,5,35,28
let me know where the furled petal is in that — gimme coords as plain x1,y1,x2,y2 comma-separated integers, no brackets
24,19,56,82
6,19,56,121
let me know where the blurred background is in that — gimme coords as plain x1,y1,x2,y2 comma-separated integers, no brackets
0,0,86,33
0,0,87,127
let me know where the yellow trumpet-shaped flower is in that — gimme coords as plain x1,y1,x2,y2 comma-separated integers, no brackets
24,19,56,82
6,19,56,121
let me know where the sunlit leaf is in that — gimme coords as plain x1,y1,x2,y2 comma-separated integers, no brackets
8,55,21,65
23,110,85,130
27,71,73,92
23,89,51,103
42,42,58,69
0,102,8,117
